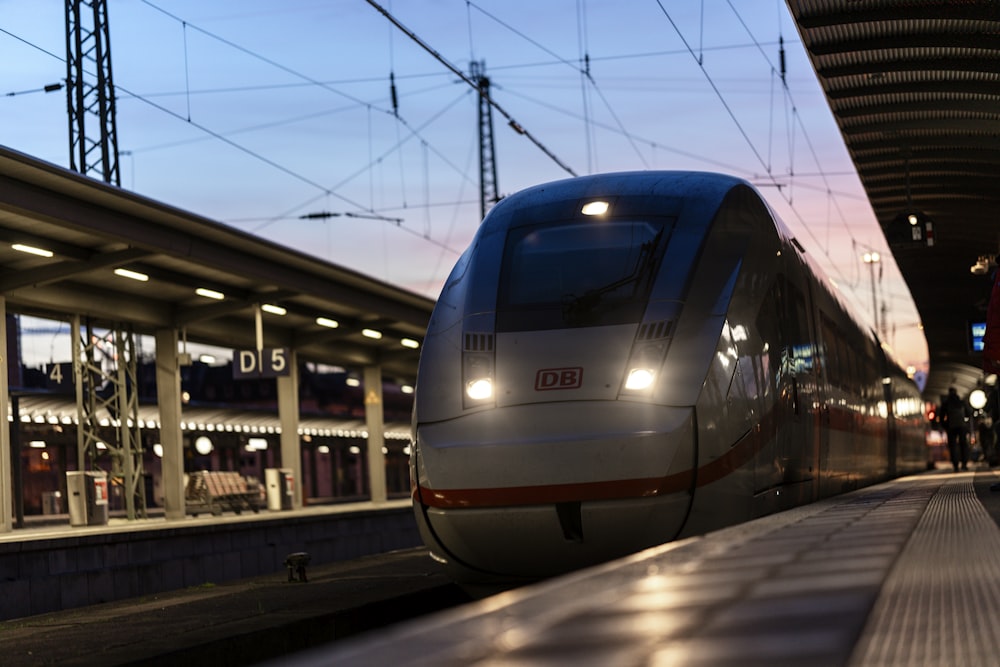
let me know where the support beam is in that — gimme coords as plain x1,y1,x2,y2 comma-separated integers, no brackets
0,298,12,533
277,350,302,509
155,328,185,520
364,365,387,503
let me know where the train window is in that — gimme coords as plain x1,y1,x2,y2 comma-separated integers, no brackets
496,218,671,330
820,313,843,388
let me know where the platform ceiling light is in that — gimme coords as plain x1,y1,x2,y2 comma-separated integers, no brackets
346,377,361,387
195,287,225,300
29,440,46,448
261,303,286,316
401,338,420,349
114,267,149,282
247,437,268,451
581,200,610,216
194,436,214,455
316,316,339,329
362,328,383,340
12,243,53,257
401,384,414,394
153,443,164,458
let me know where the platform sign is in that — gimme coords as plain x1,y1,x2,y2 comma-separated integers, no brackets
45,362,75,393
233,347,291,378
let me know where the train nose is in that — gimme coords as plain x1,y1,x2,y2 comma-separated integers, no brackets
412,402,695,579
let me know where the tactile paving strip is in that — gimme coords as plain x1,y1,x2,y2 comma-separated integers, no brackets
849,474,1000,667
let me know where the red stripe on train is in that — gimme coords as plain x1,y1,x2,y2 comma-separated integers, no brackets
416,426,769,508
415,402,891,510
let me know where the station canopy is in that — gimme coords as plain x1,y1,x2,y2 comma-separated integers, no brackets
788,1,1000,401
0,145,434,434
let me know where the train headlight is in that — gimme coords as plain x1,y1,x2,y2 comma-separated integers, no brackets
620,337,668,398
466,378,494,401
463,338,496,408
624,368,656,391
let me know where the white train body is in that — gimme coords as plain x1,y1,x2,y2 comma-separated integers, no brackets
411,171,926,583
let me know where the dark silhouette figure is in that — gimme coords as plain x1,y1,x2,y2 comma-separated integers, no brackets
941,387,971,472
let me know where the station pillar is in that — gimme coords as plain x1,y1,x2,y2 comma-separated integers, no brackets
363,365,387,503
155,328,185,520
0,298,11,533
276,349,302,509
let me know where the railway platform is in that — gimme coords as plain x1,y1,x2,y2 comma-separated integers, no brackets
290,463,1000,667
6,464,1000,666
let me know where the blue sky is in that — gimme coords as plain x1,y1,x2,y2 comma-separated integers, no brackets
0,1,929,376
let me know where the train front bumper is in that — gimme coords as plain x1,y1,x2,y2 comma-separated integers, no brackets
412,401,695,579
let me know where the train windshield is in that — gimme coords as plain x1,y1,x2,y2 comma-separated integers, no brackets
497,218,671,331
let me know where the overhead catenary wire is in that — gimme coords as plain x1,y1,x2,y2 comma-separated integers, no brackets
2,2,908,319
2,7,467,256
724,0,898,333
654,0,880,326
365,0,577,178
576,0,594,173
468,0,647,169
132,0,474,255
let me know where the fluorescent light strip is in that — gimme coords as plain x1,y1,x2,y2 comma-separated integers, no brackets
114,268,149,282
195,287,225,300
316,316,339,329
261,304,286,315
12,243,54,257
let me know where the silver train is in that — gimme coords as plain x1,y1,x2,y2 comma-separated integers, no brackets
411,171,927,584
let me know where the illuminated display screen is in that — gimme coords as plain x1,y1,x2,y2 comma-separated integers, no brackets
970,321,986,352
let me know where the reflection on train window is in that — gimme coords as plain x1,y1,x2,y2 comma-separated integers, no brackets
497,219,671,330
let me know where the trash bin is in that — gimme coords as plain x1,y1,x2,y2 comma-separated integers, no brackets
66,471,109,526
265,467,294,511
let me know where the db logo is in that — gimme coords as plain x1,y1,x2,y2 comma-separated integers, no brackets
535,367,583,391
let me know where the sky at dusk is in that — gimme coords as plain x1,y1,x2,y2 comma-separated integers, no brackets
0,1,929,377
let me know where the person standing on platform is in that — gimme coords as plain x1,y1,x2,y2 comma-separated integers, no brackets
941,387,971,472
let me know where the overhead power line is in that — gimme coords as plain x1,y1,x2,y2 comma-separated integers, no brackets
365,0,577,178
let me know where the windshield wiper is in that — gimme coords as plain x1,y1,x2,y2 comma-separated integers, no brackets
562,229,664,325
